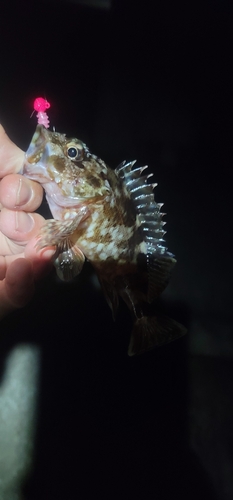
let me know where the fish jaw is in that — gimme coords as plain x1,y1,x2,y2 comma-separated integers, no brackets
23,166,86,220
24,125,78,192
23,125,55,183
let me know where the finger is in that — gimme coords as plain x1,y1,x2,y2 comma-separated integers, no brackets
0,253,24,280
0,259,34,320
0,242,55,281
24,236,55,279
0,124,25,176
0,209,45,251
0,174,43,211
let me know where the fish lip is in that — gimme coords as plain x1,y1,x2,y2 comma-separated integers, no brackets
46,191,88,208
46,188,98,208
26,125,49,159
23,158,52,183
23,125,53,182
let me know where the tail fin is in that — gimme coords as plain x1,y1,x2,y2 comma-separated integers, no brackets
128,315,187,356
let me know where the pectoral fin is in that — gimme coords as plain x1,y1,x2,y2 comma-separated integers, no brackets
35,209,89,250
54,241,85,281
35,212,89,281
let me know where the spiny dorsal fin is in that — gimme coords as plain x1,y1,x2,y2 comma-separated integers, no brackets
115,160,175,302
115,160,171,255
115,160,137,176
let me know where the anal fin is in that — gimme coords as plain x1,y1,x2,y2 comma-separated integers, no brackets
97,276,119,320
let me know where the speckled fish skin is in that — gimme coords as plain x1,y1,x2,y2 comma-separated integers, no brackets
23,125,186,355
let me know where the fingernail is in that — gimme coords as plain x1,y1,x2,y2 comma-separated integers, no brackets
40,248,56,259
16,177,33,206
15,212,34,232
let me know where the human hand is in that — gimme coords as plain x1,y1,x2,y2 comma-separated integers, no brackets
0,124,54,320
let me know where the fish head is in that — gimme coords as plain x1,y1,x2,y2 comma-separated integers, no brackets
23,125,111,203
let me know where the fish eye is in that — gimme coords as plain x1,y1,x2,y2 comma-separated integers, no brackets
67,142,84,161
67,147,78,158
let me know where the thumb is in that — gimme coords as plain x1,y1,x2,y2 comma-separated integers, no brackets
0,124,25,176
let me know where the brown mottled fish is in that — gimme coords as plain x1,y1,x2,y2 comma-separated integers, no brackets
23,125,186,355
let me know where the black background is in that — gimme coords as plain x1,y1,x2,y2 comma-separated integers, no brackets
0,1,232,499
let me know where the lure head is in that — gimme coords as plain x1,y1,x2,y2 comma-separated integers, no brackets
33,97,50,113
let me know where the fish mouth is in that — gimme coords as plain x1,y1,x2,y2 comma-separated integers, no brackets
27,125,49,154
23,125,56,182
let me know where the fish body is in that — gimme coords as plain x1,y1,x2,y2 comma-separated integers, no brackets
23,125,186,355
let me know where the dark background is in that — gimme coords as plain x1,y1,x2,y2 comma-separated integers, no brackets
0,1,232,499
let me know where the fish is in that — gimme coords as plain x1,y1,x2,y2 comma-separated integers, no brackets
23,125,186,355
